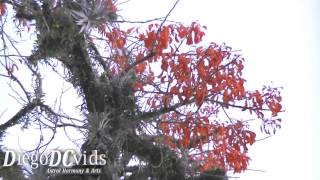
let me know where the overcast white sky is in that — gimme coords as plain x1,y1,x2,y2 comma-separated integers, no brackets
0,0,319,179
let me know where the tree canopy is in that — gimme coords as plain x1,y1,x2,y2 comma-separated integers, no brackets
0,0,283,179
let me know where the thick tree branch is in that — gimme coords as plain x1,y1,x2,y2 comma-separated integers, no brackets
0,100,38,135
125,132,186,180
136,99,194,122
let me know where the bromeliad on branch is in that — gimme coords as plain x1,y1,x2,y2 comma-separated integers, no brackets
71,0,117,33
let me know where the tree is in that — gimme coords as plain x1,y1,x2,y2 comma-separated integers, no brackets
0,0,283,179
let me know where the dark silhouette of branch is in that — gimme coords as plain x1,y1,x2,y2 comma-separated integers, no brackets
0,100,38,135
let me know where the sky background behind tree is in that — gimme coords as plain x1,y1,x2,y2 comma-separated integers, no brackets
131,0,319,179
0,0,319,179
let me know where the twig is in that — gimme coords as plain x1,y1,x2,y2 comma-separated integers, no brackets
114,17,165,24
124,0,181,73
255,135,272,142
246,168,267,173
